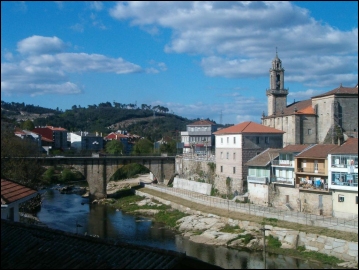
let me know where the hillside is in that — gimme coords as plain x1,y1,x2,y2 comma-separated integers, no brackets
1,100,218,142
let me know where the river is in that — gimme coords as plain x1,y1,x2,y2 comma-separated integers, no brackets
34,185,335,269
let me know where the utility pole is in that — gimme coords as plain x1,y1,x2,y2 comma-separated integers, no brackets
260,226,271,269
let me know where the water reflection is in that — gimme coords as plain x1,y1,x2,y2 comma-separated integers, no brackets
36,186,334,269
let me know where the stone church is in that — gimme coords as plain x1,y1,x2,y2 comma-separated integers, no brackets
261,53,358,147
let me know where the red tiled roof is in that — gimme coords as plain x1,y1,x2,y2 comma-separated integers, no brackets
1,179,37,205
329,138,358,155
213,121,284,135
45,126,67,131
41,136,53,142
264,99,315,118
188,120,215,126
296,144,339,159
279,144,313,153
312,84,358,98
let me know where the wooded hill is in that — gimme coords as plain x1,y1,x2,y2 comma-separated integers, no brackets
1,100,221,142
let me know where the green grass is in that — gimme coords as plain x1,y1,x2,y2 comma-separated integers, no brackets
154,209,189,228
266,234,282,248
227,233,254,245
220,224,244,233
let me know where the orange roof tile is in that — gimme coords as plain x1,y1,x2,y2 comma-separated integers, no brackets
1,179,37,205
213,121,284,135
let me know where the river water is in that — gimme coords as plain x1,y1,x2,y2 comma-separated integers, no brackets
35,185,334,269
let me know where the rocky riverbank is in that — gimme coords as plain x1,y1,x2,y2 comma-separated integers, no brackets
131,191,358,269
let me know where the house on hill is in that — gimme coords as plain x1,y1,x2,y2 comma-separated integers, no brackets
32,125,68,151
261,53,358,146
213,121,284,195
180,120,217,156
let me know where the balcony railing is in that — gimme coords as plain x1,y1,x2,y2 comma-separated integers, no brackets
296,168,326,174
270,177,294,185
272,160,294,166
247,176,268,184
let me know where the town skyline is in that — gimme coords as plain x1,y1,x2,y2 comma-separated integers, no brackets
1,1,358,125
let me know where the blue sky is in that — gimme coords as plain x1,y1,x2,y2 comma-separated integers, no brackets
1,1,358,125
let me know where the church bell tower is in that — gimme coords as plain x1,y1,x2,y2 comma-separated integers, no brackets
266,49,288,116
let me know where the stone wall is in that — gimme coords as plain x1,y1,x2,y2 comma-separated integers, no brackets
173,177,212,195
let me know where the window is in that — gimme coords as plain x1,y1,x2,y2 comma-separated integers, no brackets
226,152,229,159
256,137,260,144
221,138,223,144
220,166,223,173
265,137,269,144
233,153,236,160
356,196,358,204
233,167,236,174
338,195,345,202
314,160,318,172
302,160,307,168
220,152,223,159
233,137,236,144
308,129,312,135
227,137,229,143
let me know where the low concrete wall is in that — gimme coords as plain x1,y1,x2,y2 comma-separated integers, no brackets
173,177,212,195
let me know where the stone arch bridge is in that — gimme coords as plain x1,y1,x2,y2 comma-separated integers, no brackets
32,156,176,200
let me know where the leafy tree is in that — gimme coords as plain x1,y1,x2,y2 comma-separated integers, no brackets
42,167,56,184
60,168,76,182
1,121,45,188
132,138,154,155
21,119,35,131
105,140,124,155
159,138,177,154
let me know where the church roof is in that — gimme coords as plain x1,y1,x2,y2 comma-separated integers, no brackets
213,121,284,135
312,84,358,98
264,99,315,118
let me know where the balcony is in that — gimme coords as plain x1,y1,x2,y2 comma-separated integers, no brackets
296,168,326,175
270,176,294,185
247,176,268,184
272,160,294,167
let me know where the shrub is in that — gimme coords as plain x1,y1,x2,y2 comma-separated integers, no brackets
266,235,282,248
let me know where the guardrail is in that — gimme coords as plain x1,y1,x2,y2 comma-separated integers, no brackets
144,184,358,233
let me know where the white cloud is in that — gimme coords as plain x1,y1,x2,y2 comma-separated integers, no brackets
89,1,103,11
2,36,144,96
17,36,66,55
109,1,358,87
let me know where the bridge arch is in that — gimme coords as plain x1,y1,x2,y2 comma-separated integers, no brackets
37,156,175,201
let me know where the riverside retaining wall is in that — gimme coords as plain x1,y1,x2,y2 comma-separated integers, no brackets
135,189,358,265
